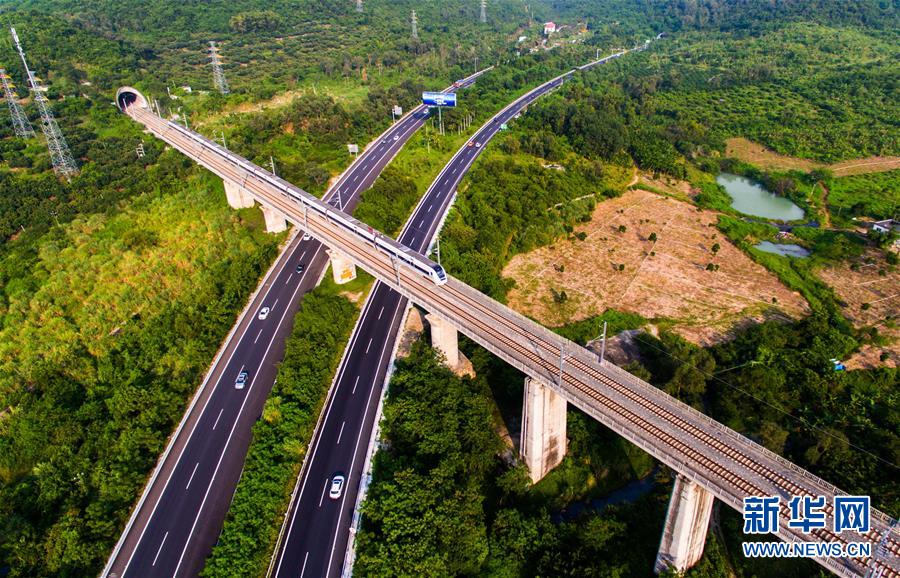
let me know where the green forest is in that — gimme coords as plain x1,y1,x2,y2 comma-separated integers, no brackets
355,2,898,577
0,0,897,576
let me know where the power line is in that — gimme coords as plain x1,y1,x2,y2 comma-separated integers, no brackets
209,41,230,95
0,67,34,137
10,26,77,179
629,332,900,472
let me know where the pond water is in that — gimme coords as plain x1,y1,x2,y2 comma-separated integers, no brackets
553,471,657,522
754,241,811,258
716,173,805,221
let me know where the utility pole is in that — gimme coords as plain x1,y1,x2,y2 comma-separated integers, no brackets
209,41,230,95
599,321,607,364
410,10,418,40
0,68,34,137
435,234,442,266
216,130,227,149
479,0,487,23
10,27,78,179
269,155,276,176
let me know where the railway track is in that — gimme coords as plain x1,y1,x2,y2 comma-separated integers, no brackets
124,103,899,578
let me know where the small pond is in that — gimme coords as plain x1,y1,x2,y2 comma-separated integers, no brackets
716,173,805,221
554,471,657,522
754,241,811,258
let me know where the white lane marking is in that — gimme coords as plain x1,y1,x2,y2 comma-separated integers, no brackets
337,421,346,445
119,235,306,577
352,375,360,394
273,286,385,577
365,338,373,354
378,306,384,319
212,408,224,430
352,174,358,182
286,273,293,285
427,204,432,211
171,248,322,576
273,298,279,310
151,532,168,567
185,462,200,490
452,167,458,174
318,480,329,507
254,328,263,344
300,250,307,261
443,177,449,185
300,552,309,578
419,219,425,227
324,300,402,576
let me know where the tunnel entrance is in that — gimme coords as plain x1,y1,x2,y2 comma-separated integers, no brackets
115,87,147,112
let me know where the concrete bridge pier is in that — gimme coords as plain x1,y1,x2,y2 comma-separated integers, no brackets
654,474,714,575
261,205,288,234
520,377,567,483
223,179,254,209
425,313,459,367
327,249,357,284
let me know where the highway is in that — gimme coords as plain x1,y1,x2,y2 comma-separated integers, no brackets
102,69,487,578
118,65,900,577
267,52,629,578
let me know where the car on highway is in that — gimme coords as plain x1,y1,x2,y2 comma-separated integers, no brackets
329,474,345,499
235,370,249,390
393,134,399,141
258,306,270,320
467,141,475,148
302,232,312,241
296,263,305,274
475,142,481,148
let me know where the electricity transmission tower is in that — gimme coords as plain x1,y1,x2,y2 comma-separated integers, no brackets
10,27,78,179
0,68,34,137
356,0,363,12
209,41,230,95
480,0,487,23
411,10,418,40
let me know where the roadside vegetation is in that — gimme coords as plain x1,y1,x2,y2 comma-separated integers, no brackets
358,2,898,577
202,277,362,578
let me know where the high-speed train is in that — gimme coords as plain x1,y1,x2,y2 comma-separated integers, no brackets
117,87,448,286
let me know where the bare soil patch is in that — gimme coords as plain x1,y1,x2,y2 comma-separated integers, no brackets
725,137,900,176
503,189,809,345
817,252,899,369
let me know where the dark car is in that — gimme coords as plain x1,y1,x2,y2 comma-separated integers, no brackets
296,263,305,274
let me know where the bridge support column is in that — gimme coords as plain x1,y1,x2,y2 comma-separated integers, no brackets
327,249,357,285
520,377,567,483
425,313,459,368
223,179,254,209
261,205,288,234
655,475,714,575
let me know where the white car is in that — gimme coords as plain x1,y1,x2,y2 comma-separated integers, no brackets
235,370,249,390
302,232,312,241
393,134,399,141
258,307,270,320
329,474,345,500
475,142,482,148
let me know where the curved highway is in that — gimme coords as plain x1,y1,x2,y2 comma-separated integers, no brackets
114,47,896,578
269,51,630,578
102,68,487,578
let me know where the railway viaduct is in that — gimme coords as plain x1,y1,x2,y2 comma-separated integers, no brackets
116,86,898,578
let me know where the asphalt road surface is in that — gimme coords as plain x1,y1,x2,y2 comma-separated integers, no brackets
269,53,627,578
103,69,486,578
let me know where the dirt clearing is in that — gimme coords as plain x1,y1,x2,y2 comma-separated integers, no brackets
503,189,809,345
725,137,900,176
817,252,899,369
